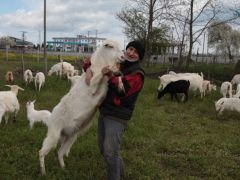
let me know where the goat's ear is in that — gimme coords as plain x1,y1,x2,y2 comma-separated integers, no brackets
32,99,36,104
5,85,11,88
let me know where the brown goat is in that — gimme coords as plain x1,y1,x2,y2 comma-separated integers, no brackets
5,71,14,84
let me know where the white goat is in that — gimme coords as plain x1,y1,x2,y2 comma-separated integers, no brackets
39,39,124,175
233,83,240,98
24,69,34,85
202,80,217,97
26,100,51,129
68,75,82,88
220,81,232,98
231,74,240,86
215,97,240,115
158,72,204,98
35,72,45,92
48,62,75,79
0,85,24,124
48,63,61,76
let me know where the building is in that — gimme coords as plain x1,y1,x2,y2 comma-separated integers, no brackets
0,36,34,49
47,35,106,53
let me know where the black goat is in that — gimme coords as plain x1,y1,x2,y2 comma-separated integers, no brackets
157,80,190,102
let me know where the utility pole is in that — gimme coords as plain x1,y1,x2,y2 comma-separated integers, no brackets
38,30,41,62
21,31,27,74
44,0,47,74
95,29,98,51
202,32,206,63
87,31,90,53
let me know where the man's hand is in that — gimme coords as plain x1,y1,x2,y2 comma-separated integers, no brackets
85,68,93,86
102,66,113,77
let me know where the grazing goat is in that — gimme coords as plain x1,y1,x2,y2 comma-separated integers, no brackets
215,97,240,115
39,39,124,175
5,71,14,84
48,61,75,79
157,80,190,102
158,72,204,98
202,80,217,97
26,100,51,129
24,69,33,85
0,85,24,123
220,81,232,98
35,72,45,92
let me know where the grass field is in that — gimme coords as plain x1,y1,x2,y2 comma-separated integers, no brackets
0,57,240,179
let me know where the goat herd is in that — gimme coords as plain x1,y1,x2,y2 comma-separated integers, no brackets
1,39,240,176
1,39,125,175
157,71,240,115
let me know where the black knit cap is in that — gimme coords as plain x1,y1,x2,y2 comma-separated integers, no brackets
126,40,145,60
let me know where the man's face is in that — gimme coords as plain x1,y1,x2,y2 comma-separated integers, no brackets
125,46,139,62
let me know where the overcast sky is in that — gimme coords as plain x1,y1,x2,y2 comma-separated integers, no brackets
0,0,128,48
0,0,239,53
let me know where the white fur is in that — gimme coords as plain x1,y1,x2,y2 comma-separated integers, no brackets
26,100,51,129
39,39,124,175
215,97,240,115
220,81,232,98
35,72,45,92
24,69,33,85
231,74,240,86
68,75,82,88
0,85,24,124
48,62,75,79
233,83,240,98
202,80,217,97
48,63,62,76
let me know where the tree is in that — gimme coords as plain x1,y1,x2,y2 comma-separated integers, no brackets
0,36,15,48
208,21,240,61
117,0,176,65
169,0,240,68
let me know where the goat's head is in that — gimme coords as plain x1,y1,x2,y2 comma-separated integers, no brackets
26,100,36,108
91,39,124,74
5,85,24,95
215,99,225,112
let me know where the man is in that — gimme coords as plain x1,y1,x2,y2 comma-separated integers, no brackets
84,40,145,180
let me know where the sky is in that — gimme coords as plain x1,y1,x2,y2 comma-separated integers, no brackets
0,0,128,48
0,0,239,54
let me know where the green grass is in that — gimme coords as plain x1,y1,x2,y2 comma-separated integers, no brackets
0,58,240,179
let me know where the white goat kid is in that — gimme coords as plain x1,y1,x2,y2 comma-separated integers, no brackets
35,72,45,92
0,85,24,124
24,69,33,86
215,97,240,115
39,39,124,175
26,100,51,129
